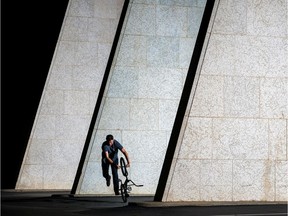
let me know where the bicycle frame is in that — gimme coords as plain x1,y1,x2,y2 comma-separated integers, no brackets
118,157,143,203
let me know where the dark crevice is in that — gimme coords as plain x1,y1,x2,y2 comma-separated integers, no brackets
70,0,130,195
154,0,216,201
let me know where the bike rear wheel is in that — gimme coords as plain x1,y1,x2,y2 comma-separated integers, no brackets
120,184,128,203
120,157,128,177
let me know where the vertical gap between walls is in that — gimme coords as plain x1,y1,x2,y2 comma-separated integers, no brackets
70,0,130,195
154,0,216,202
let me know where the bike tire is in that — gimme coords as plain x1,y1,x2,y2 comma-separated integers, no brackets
120,157,128,177
120,184,127,203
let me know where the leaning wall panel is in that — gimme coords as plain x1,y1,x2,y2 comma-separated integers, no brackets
16,0,125,190
77,0,206,195
164,0,288,202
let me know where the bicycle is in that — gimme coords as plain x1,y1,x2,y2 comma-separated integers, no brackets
118,157,143,203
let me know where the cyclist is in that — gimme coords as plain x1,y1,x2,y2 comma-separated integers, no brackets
101,134,131,195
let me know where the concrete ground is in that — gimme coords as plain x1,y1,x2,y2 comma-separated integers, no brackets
1,190,287,216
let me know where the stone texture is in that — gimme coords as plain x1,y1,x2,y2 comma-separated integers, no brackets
164,0,288,202
247,0,287,37
275,161,288,201
98,98,130,130
180,117,214,159
78,0,205,195
129,99,159,130
190,75,224,117
125,4,156,36
268,120,287,160
147,37,180,67
156,5,188,37
260,78,288,119
17,0,287,202
116,35,147,67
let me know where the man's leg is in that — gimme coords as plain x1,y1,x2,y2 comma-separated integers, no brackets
101,159,111,186
111,159,119,195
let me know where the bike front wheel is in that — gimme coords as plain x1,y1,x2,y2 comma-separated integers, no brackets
120,157,128,177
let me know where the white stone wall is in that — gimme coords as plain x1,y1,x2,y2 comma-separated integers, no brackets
164,0,288,201
77,0,206,194
16,0,125,190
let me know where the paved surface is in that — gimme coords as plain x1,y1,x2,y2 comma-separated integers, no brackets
1,190,287,216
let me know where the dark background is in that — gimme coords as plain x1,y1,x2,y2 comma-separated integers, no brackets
1,1,69,189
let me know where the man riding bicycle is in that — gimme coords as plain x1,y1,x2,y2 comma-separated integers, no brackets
101,134,131,195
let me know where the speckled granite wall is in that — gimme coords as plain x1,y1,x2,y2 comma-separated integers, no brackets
76,0,206,194
16,0,125,189
163,0,288,202
16,0,287,202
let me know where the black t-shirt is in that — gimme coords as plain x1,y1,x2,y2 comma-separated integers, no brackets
101,140,123,161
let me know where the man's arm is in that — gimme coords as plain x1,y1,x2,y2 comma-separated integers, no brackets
105,152,114,164
121,148,130,167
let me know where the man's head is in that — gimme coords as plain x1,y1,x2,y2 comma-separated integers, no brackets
106,134,114,146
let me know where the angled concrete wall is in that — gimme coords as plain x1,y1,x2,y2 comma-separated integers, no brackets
163,0,288,202
16,0,287,203
16,0,125,189
76,0,206,194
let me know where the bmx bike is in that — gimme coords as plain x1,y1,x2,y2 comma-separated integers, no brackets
119,157,143,203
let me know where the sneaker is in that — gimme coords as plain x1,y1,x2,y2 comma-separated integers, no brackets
106,176,111,187
115,191,120,195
